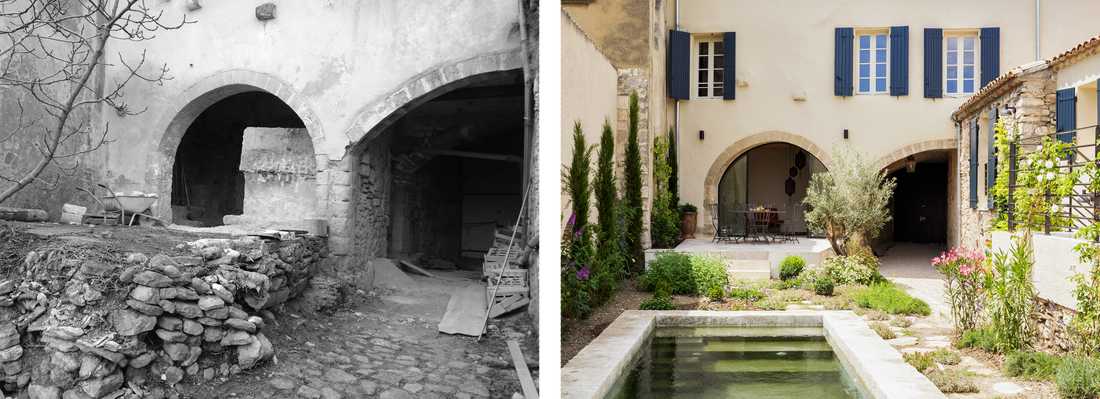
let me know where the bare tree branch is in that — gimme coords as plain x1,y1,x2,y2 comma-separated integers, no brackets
0,0,192,204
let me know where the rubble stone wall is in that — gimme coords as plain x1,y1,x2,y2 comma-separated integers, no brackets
3,235,325,398
353,134,393,259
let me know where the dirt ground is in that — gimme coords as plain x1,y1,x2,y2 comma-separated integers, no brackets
560,279,699,366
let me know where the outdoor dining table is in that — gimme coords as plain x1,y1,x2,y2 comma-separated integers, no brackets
726,208,786,243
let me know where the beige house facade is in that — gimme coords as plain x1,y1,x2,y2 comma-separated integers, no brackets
563,0,1100,250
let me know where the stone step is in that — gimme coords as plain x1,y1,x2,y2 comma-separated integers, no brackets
727,259,771,280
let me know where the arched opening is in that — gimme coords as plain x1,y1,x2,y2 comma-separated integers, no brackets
717,142,826,236
882,150,952,245
350,69,525,269
170,91,310,227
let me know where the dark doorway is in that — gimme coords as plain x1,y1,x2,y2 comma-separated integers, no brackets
171,91,304,226
889,161,948,243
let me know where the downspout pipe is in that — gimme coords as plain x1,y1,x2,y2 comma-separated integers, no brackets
1035,0,1040,60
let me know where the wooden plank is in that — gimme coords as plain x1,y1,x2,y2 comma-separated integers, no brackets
490,296,529,318
507,340,538,399
398,260,435,277
437,283,486,336
0,207,47,222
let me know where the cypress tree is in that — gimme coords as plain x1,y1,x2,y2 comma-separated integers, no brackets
593,120,624,299
566,122,592,231
623,92,644,274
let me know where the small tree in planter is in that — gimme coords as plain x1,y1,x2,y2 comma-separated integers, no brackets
803,146,895,256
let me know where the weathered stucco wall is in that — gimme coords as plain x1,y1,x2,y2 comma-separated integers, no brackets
562,0,650,68
89,1,522,225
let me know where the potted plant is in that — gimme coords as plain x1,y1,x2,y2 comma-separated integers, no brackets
680,203,698,239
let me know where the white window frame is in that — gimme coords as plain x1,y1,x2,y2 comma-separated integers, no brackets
855,29,890,95
943,31,980,97
693,37,725,99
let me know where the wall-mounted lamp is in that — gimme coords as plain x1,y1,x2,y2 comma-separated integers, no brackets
843,129,849,139
906,156,917,173
699,130,705,140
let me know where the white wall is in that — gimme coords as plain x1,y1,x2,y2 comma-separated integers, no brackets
561,12,619,221
992,231,1083,310
674,0,1100,221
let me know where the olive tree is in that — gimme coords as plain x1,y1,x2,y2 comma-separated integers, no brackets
803,145,895,256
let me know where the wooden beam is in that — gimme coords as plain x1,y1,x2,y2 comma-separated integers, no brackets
507,340,539,399
419,149,523,163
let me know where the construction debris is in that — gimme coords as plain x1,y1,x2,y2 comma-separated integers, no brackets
0,207,47,223
507,339,539,399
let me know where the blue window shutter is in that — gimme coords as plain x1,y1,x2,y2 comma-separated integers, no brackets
987,109,998,209
970,119,979,209
834,27,853,96
723,32,736,100
1056,88,1077,143
668,30,690,100
924,28,943,98
889,26,909,96
980,27,1000,88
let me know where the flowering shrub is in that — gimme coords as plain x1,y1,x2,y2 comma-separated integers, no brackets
933,247,986,332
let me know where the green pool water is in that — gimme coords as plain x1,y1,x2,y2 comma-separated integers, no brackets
608,327,865,399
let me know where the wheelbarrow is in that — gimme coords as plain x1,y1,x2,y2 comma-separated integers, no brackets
77,184,166,227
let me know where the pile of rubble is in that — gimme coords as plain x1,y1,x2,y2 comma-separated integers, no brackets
0,233,327,398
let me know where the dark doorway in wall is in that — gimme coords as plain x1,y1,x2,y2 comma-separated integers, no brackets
351,70,525,270
888,155,949,244
171,91,304,226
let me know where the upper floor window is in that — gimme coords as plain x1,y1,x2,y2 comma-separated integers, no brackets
697,40,724,98
945,34,978,96
857,32,889,94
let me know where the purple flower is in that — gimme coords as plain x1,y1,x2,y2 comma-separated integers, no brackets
574,225,585,239
567,213,576,227
576,266,590,280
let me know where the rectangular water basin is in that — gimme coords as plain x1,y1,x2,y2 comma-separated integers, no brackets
561,311,944,399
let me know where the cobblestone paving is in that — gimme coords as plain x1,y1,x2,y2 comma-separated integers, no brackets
190,288,534,399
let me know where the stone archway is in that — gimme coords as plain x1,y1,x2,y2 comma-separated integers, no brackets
702,131,831,232
148,69,326,220
874,138,957,171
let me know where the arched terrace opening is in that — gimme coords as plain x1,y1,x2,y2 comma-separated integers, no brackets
170,91,312,227
350,69,525,270
882,149,952,245
717,142,826,237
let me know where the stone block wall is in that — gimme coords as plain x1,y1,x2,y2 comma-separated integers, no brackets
352,134,392,259
617,68,653,248
226,128,318,230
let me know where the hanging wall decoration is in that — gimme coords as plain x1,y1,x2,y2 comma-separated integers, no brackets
795,150,807,169
785,177,796,196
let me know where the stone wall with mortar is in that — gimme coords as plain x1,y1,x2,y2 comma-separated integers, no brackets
2,233,326,398
618,68,653,248
955,69,1057,248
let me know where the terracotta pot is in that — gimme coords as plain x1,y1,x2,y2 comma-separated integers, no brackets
681,211,697,239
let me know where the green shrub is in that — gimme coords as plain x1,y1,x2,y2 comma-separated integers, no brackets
903,351,935,373
1056,356,1100,399
640,294,676,310
821,254,883,286
690,255,728,300
931,348,961,366
639,252,693,294
623,92,644,274
890,317,913,328
853,283,931,315
640,253,727,300
779,256,806,281
1004,351,1062,381
986,237,1037,353
728,287,765,302
870,322,895,339
925,370,979,393
814,276,835,296
757,298,787,310
821,296,855,310
650,134,681,248
956,327,999,352
861,309,889,321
